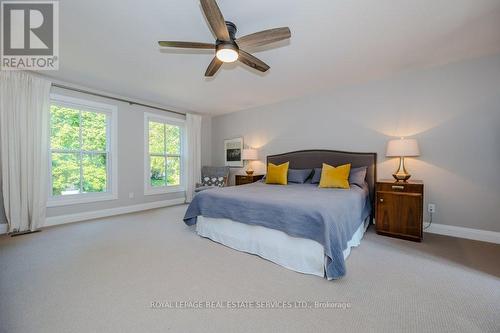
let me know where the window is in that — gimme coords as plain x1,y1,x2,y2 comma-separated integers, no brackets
144,113,185,195
48,94,117,206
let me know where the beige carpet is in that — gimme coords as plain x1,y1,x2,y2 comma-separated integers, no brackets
0,205,499,333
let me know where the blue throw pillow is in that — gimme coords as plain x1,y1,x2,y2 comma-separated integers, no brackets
311,166,367,186
311,168,322,184
287,169,313,184
349,167,367,187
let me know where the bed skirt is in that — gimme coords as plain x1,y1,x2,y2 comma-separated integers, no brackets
196,216,370,278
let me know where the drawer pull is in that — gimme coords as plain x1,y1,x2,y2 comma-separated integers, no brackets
391,185,404,190
379,198,384,202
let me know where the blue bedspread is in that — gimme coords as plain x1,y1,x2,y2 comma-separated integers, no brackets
183,181,371,279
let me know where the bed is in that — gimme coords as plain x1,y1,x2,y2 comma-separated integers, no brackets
184,150,377,279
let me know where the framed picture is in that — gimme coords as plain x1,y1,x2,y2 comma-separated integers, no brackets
224,137,243,167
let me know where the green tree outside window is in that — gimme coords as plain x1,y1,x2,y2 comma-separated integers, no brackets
149,120,181,187
50,105,108,196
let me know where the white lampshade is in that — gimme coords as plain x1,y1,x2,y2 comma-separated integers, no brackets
241,148,258,160
386,138,420,157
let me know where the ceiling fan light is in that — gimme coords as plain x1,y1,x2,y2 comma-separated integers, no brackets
216,44,239,63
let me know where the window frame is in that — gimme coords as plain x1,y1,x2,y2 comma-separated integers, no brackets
144,112,185,195
47,94,118,207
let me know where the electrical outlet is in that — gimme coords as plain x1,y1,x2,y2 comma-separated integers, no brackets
428,203,436,213
129,192,134,199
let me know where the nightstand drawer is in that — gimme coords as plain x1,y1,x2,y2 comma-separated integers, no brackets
235,174,264,186
377,182,423,194
238,176,253,182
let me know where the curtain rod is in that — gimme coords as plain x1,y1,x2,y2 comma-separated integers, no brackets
51,83,186,116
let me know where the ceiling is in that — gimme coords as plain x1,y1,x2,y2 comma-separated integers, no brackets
43,0,500,115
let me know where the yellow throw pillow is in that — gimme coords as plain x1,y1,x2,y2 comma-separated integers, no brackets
318,163,351,189
266,162,289,185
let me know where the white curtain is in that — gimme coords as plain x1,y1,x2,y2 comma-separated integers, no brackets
185,113,202,203
0,71,51,232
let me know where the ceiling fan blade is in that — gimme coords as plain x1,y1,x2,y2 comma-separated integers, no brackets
236,27,291,49
200,0,230,41
238,50,270,73
205,57,223,77
158,41,215,49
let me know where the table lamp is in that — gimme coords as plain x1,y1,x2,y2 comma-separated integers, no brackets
386,138,420,182
241,148,258,175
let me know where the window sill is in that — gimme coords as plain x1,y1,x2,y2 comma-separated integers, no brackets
144,186,185,196
47,193,118,207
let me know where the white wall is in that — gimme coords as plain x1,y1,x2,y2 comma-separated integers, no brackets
200,115,212,167
211,54,500,233
45,86,188,219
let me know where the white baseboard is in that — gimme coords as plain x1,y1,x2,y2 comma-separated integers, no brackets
44,197,186,228
0,223,7,234
425,223,500,244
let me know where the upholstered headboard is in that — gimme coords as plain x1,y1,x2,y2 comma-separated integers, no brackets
267,150,377,217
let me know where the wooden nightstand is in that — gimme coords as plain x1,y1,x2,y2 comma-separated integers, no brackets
235,174,264,186
375,179,424,242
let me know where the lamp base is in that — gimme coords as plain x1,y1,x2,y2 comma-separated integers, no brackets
392,156,411,182
392,173,411,182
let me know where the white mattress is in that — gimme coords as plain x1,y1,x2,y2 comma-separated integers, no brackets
196,216,369,278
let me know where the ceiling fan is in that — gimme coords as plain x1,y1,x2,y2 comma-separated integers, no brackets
158,0,291,77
